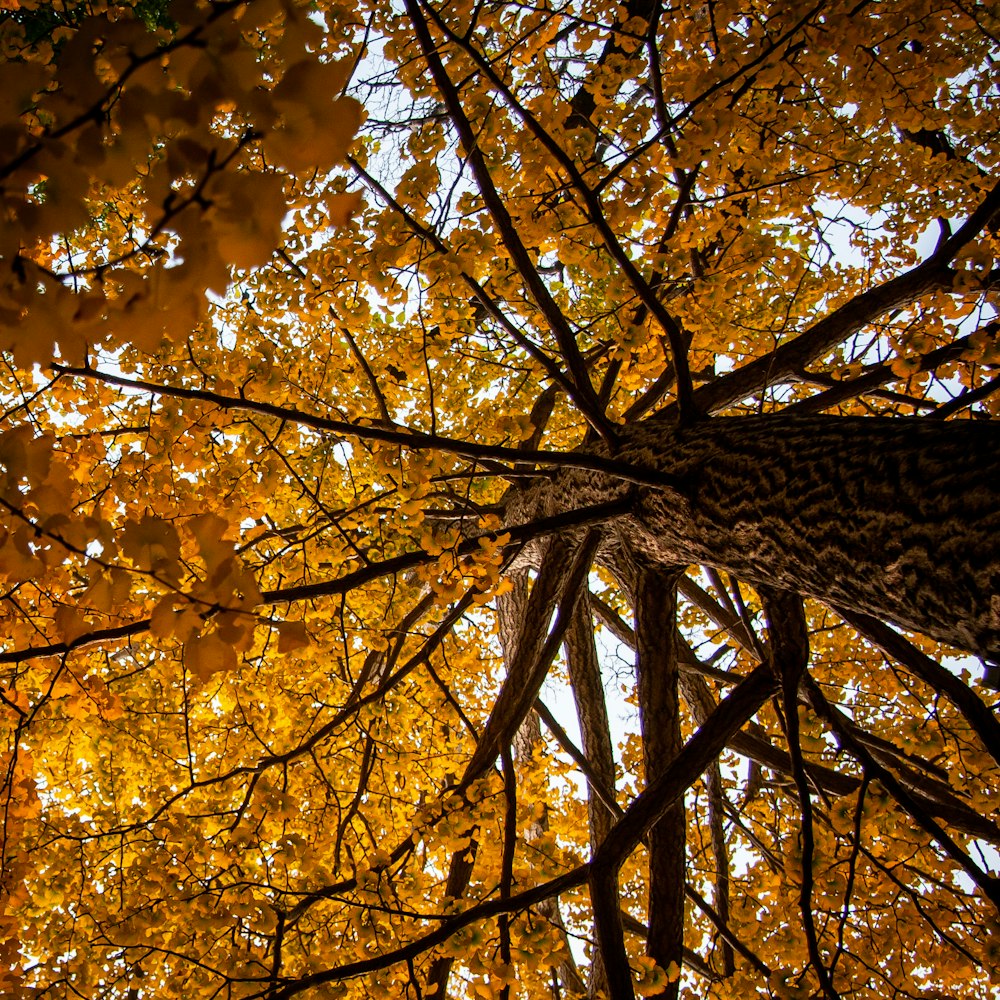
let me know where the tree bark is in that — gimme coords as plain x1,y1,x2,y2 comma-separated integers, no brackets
635,566,686,997
564,593,616,998
514,415,1000,662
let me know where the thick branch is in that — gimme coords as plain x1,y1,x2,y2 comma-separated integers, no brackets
674,179,1000,415
564,592,616,996
589,662,778,1000
803,675,1000,913
833,606,1000,767
427,531,600,999
635,565,686,997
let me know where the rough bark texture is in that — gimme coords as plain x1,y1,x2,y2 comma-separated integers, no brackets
513,415,1000,662
564,594,618,846
564,593,616,997
635,566,686,998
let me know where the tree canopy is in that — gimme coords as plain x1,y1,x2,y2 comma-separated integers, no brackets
1,1,999,999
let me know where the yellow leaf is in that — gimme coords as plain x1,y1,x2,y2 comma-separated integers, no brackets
54,606,89,644
890,355,921,378
150,597,179,640
208,171,287,271
184,632,238,684
82,574,113,613
324,191,363,227
187,512,232,572
276,621,310,653
266,58,361,172
122,515,182,582
150,597,200,642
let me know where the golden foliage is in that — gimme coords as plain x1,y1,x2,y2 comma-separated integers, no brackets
0,2,998,999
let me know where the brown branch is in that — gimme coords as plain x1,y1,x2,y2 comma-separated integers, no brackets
635,565,686,996
349,156,589,411
684,883,771,978
51,364,682,489
564,591,617,995
427,531,600,998
760,587,839,1000
263,865,591,999
783,331,979,416
703,755,735,976
533,697,620,823
672,179,1000,416
0,500,628,667
503,576,588,996
802,674,1000,913
833,605,1000,767
498,744,517,1000
405,0,614,441
462,531,601,782
589,661,779,1000
932,371,1000,419
340,325,392,424
592,588,863,799
537,694,769,980
670,579,1000,842
420,1,700,423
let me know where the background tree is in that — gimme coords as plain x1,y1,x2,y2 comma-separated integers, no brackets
1,1,999,999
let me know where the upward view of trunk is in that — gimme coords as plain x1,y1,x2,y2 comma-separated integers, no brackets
8,3,1000,999
518,414,1000,664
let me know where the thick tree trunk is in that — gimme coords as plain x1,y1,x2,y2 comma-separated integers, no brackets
517,416,1000,662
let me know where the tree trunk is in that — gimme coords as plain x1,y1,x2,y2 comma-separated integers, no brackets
517,415,1000,662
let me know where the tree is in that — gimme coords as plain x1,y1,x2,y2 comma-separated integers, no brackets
1,0,998,998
